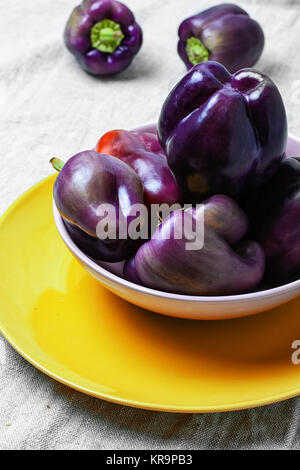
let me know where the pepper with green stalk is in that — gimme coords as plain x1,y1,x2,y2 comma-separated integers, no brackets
178,3,264,73
64,0,143,75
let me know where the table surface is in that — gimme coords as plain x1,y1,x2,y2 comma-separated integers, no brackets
1,0,300,450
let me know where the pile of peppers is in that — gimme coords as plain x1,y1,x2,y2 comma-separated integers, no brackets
52,59,300,296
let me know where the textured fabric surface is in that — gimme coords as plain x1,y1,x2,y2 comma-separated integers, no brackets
1,0,300,450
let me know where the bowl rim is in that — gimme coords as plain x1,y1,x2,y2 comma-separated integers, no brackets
53,202,300,304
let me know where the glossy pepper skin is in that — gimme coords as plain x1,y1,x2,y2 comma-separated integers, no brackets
158,61,287,203
96,129,180,208
53,150,144,262
246,157,300,283
124,195,265,295
64,0,142,76
131,125,165,157
124,256,143,286
178,3,264,73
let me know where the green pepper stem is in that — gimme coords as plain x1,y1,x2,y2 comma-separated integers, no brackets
186,37,210,65
50,158,65,172
90,19,124,54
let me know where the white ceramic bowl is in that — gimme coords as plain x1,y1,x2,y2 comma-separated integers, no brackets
53,134,300,320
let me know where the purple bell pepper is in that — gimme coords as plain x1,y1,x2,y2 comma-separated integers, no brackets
64,0,142,75
51,150,144,262
178,3,264,73
124,195,265,295
245,157,300,283
131,127,165,157
158,61,287,203
96,128,180,208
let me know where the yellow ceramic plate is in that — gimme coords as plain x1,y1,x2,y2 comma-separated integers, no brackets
1,175,300,413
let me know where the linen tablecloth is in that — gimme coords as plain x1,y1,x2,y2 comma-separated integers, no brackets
1,0,300,450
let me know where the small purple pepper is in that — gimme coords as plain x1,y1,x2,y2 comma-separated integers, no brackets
64,0,142,76
178,3,264,73
51,150,144,262
124,195,265,295
245,157,300,283
96,128,180,208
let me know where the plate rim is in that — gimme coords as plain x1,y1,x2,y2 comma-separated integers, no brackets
2,321,300,413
